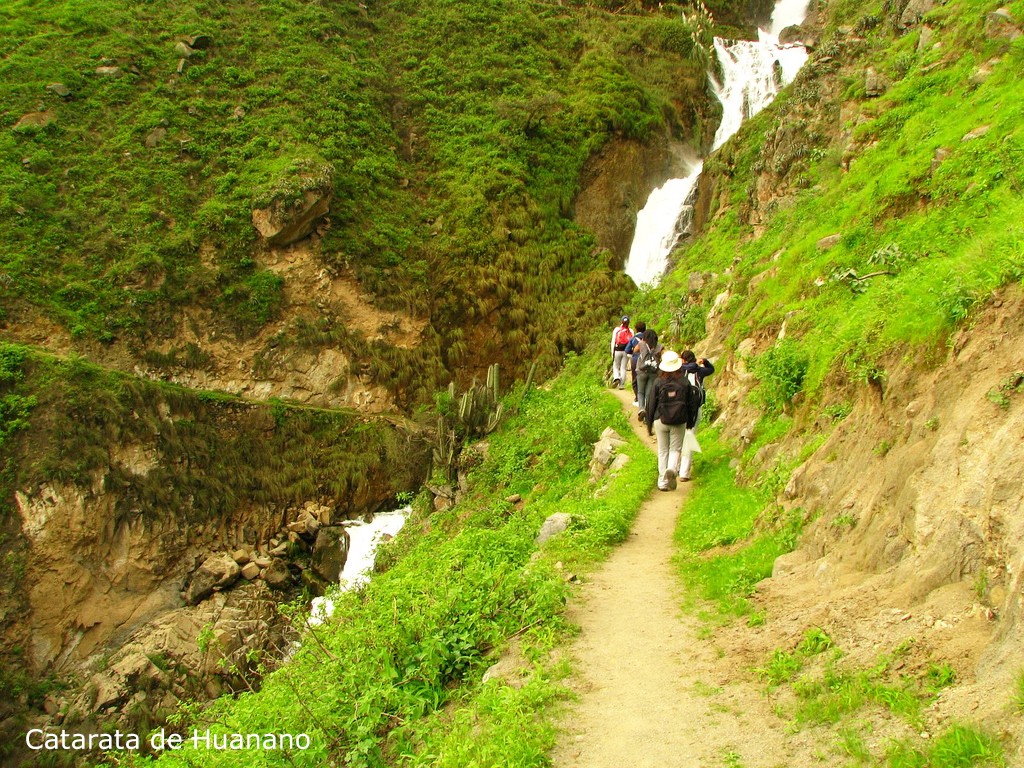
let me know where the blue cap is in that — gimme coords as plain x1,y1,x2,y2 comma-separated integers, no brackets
621,316,629,323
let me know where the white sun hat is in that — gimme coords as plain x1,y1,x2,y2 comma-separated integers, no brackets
659,350,682,372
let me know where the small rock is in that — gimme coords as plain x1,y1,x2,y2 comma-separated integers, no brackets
185,554,241,605
231,105,246,120
536,513,572,546
865,67,886,97
95,66,123,77
231,549,250,565
91,673,123,711
240,562,260,580
175,41,196,58
931,147,951,173
269,542,289,557
311,526,350,583
144,126,167,148
505,494,522,504
47,82,71,98
13,110,55,131
609,453,631,473
961,125,992,142
816,233,842,250
917,25,935,50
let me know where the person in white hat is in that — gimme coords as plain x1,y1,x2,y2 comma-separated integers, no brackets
644,351,688,490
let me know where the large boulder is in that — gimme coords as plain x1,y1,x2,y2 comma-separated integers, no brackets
262,558,293,590
185,554,241,605
311,526,350,583
536,513,573,546
252,160,334,246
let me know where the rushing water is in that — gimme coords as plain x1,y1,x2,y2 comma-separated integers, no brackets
307,507,409,626
623,0,811,287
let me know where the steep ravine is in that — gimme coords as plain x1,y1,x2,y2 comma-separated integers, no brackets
0,356,431,757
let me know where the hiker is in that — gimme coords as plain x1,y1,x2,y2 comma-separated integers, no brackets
678,350,715,482
645,350,689,491
610,316,632,389
624,320,647,404
635,329,664,423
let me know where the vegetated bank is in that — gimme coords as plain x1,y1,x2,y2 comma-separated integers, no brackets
0,343,429,759
626,0,1024,761
1,0,735,407
104,352,656,767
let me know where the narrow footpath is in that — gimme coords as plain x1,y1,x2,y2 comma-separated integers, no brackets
550,389,816,768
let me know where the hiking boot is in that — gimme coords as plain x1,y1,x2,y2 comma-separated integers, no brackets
612,378,620,388
665,469,677,490
637,409,646,422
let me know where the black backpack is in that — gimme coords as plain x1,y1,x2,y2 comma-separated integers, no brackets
688,371,706,409
659,373,702,427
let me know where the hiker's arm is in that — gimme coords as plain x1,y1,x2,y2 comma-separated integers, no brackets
646,385,658,428
698,359,715,377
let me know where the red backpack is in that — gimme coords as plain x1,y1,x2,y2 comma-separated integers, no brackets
614,327,632,346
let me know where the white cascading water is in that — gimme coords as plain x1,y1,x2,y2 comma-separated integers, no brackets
624,0,811,287
307,507,409,626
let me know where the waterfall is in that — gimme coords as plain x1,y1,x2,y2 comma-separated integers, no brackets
624,166,702,287
308,507,409,626
623,1,810,287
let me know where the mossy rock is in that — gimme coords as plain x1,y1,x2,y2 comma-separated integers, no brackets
252,159,335,246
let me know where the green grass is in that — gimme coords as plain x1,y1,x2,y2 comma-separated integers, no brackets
886,725,1005,768
650,0,1024,408
86,347,655,767
1013,668,1024,714
0,0,718,399
757,633,1005,767
673,427,806,620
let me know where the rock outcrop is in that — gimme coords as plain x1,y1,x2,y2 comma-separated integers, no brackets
574,136,684,269
252,161,334,246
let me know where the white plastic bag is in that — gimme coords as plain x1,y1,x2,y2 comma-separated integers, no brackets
683,428,702,454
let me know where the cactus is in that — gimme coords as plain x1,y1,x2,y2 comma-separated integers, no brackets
430,364,507,483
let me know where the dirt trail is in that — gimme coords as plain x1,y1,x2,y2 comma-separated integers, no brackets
550,389,818,768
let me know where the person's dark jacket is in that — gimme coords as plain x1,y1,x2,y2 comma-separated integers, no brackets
645,371,684,432
681,359,715,382
646,359,715,431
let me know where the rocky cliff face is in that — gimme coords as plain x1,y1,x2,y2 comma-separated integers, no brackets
574,134,679,270
692,272,1024,749
0,366,430,750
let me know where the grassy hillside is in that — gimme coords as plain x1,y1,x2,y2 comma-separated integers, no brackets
635,0,1024,405
1,0,720,399
119,352,656,768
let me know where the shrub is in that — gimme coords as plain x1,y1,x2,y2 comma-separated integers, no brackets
750,339,810,412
